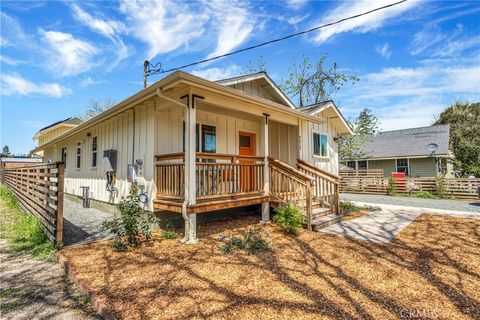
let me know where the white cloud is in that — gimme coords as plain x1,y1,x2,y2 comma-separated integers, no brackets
375,43,391,58
81,76,106,87
119,0,207,59
70,3,130,67
0,55,22,65
191,65,241,81
39,29,99,77
312,0,421,44
285,0,309,10
334,58,480,131
0,12,28,48
206,0,255,59
1,73,72,97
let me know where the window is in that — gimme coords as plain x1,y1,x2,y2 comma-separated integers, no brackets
396,158,409,176
76,143,81,169
183,123,216,153
91,137,98,168
357,161,367,170
346,161,356,169
61,147,67,167
313,132,328,157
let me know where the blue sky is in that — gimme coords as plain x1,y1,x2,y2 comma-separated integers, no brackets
1,0,479,155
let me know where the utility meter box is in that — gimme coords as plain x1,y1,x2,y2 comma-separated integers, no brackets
103,149,117,171
127,164,138,183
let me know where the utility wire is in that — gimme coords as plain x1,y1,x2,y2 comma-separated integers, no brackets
146,0,407,76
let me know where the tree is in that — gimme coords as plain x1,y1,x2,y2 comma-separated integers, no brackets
1,145,11,157
434,101,480,177
354,108,380,135
338,108,380,161
281,54,358,107
82,98,116,120
242,56,267,74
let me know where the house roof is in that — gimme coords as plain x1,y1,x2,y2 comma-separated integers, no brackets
216,72,295,109
33,117,82,140
352,124,451,160
298,100,353,136
33,71,327,153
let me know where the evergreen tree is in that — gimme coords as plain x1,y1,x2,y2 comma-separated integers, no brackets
354,108,379,135
1,145,11,157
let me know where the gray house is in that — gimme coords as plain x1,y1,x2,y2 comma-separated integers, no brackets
340,124,454,178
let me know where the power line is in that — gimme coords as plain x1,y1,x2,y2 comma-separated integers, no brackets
144,0,408,83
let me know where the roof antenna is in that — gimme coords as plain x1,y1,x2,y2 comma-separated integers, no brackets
143,60,163,89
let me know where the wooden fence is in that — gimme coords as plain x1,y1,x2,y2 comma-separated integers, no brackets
1,162,64,244
339,169,480,200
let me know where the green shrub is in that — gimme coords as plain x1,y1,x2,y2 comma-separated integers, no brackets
415,190,437,199
220,227,270,255
102,186,159,250
273,203,304,235
434,174,450,199
386,178,396,195
339,200,357,215
0,184,55,259
159,221,180,239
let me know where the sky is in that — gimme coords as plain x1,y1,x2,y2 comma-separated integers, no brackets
1,0,479,155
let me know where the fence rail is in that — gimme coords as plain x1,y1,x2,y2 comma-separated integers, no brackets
339,169,480,200
1,162,64,244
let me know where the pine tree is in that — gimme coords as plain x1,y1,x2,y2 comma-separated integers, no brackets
354,108,379,135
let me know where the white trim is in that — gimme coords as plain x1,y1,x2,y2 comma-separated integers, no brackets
395,158,410,176
312,130,329,158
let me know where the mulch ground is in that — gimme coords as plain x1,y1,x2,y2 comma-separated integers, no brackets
60,214,480,320
342,209,370,221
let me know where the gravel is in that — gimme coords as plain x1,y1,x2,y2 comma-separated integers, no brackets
63,199,113,246
340,193,480,213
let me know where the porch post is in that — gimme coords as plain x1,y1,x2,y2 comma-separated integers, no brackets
261,113,270,223
186,94,198,244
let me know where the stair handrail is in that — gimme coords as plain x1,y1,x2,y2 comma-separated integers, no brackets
268,157,314,230
296,159,340,215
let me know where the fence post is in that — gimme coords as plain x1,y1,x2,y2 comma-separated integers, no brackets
56,163,64,246
306,182,313,231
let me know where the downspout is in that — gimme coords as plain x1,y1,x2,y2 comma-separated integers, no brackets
156,88,190,242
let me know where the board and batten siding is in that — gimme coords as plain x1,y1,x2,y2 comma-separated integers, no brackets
299,108,340,174
227,81,278,103
43,100,157,211
409,158,437,177
367,159,396,177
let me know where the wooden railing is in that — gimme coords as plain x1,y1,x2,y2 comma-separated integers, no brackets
1,162,64,244
297,159,339,214
155,153,265,200
269,157,314,230
339,169,480,200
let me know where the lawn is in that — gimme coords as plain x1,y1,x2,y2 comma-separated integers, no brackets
60,215,480,319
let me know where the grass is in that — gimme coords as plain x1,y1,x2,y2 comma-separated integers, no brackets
59,215,480,319
0,184,56,259
339,200,381,221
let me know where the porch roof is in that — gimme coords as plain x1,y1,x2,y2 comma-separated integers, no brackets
33,71,325,153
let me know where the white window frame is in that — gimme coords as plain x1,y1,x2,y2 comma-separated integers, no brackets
395,158,410,176
313,131,328,158
91,136,98,168
76,143,81,170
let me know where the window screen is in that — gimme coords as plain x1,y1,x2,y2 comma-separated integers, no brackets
91,137,98,167
76,144,81,169
201,125,216,153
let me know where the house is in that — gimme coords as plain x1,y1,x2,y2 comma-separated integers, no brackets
340,124,454,178
33,71,352,243
32,117,82,157
0,156,42,169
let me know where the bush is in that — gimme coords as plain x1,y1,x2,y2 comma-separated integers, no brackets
0,185,55,259
339,200,357,215
434,174,450,199
415,190,437,199
159,220,180,239
273,203,304,235
220,227,270,255
102,186,159,250
386,178,396,195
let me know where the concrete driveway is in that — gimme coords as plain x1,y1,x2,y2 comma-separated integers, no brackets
320,202,480,243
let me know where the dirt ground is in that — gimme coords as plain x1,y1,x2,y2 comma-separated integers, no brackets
0,240,98,319
60,214,480,320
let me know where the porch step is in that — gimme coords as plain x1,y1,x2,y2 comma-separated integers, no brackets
312,207,333,218
312,215,342,231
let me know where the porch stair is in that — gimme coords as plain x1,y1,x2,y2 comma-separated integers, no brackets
312,214,342,231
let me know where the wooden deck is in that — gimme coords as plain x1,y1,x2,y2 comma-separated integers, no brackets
154,152,340,230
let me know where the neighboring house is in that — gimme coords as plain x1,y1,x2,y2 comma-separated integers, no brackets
33,117,82,157
340,124,454,178
33,71,352,242
0,156,42,169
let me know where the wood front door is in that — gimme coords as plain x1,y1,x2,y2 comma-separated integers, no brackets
239,132,255,191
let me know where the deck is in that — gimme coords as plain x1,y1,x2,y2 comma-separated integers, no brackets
154,152,340,229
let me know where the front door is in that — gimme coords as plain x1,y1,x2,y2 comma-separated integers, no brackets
239,132,255,191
